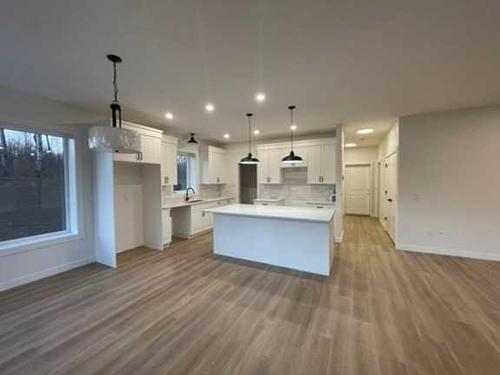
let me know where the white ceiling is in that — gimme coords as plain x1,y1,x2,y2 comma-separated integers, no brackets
342,119,395,147
2,0,500,143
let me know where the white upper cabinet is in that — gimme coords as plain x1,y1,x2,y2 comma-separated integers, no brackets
257,146,288,184
307,140,336,184
113,122,163,165
257,138,336,185
161,136,178,186
201,145,227,184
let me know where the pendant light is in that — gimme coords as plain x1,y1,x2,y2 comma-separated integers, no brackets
239,113,259,164
88,54,140,153
281,105,304,165
187,133,198,144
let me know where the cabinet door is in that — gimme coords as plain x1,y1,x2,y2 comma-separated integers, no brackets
162,210,172,245
217,152,227,183
191,210,204,234
307,145,321,184
268,148,285,184
161,141,177,185
320,142,336,184
141,135,161,164
114,152,139,163
257,149,269,183
207,150,217,184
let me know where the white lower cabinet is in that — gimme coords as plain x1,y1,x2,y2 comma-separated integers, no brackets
162,209,172,246
190,199,234,236
171,198,235,239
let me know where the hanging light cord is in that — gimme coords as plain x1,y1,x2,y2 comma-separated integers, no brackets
290,106,295,152
112,61,119,104
247,114,253,154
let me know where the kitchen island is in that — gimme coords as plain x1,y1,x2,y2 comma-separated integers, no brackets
205,204,335,275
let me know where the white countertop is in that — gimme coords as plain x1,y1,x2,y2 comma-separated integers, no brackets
162,196,235,209
253,198,285,203
205,203,335,223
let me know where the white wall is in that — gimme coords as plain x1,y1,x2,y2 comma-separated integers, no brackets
397,106,500,261
114,163,144,252
344,146,378,217
0,86,100,290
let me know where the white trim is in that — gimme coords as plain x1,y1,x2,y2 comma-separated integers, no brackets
396,243,500,262
257,137,336,151
335,230,344,243
0,256,94,291
0,232,83,257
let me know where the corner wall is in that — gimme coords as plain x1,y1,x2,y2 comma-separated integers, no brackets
397,105,500,260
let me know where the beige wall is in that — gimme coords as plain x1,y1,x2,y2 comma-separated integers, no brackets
397,105,500,260
378,120,399,160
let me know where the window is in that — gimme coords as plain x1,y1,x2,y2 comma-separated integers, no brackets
174,151,196,191
0,127,74,243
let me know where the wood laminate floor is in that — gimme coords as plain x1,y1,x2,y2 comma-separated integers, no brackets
1,216,500,374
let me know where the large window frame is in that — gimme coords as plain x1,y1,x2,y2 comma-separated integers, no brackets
0,124,80,255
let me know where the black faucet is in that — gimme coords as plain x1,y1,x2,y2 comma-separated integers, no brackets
185,187,195,201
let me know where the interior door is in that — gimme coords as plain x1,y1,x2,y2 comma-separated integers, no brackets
345,164,370,215
384,152,397,242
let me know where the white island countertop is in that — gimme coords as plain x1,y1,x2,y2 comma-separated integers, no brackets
205,203,335,223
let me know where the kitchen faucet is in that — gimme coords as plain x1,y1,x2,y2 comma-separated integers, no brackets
185,187,195,201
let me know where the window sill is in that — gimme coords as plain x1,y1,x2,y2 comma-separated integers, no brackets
0,231,83,257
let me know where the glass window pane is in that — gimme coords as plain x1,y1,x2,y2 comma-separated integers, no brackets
174,152,190,191
0,128,66,242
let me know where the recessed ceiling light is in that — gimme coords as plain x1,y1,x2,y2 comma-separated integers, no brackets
345,143,357,148
205,103,215,112
165,112,174,120
253,129,260,135
356,128,374,135
255,93,266,102
224,133,230,139
290,124,297,131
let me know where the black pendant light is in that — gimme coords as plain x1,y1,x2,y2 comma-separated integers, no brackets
107,54,123,128
239,113,259,164
281,105,304,165
187,133,198,144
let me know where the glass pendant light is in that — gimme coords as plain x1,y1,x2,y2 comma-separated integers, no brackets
88,54,140,153
239,113,259,164
281,105,304,165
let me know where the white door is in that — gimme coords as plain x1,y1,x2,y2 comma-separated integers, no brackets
384,152,397,242
345,164,371,215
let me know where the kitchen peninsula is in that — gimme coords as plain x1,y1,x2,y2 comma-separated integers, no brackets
205,204,335,275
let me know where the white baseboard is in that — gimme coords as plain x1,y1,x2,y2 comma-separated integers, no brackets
396,243,500,262
0,257,94,292
335,230,344,243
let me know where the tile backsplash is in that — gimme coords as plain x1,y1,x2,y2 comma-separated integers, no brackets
161,183,235,204
259,167,335,203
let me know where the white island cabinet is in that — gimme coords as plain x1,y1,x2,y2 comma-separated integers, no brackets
206,204,335,276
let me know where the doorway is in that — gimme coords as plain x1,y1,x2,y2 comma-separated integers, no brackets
239,164,257,204
345,164,371,215
383,152,397,242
